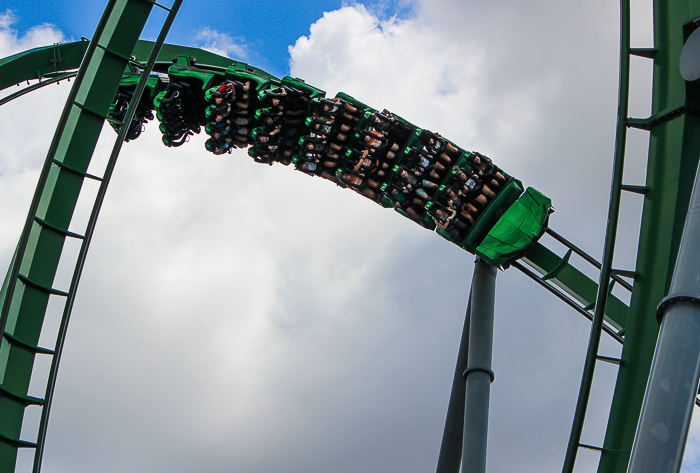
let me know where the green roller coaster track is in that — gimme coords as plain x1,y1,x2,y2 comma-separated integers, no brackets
1,0,700,472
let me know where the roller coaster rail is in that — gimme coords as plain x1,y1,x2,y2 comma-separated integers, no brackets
1,1,700,473
0,1,183,472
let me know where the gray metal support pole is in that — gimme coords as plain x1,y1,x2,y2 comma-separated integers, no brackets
436,294,472,473
627,159,700,473
462,259,497,473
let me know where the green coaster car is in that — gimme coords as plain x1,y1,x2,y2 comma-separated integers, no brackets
109,58,554,268
476,188,552,267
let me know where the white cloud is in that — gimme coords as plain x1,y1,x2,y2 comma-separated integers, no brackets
290,6,487,142
684,415,700,471
0,17,69,263
0,10,13,29
0,9,64,58
288,4,567,190
194,27,247,59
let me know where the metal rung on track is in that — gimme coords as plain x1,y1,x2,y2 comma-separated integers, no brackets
0,384,45,406
0,72,78,107
0,434,37,449
2,333,55,356
95,43,136,64
51,159,103,181
73,101,123,125
620,184,649,195
580,443,606,452
33,217,85,240
629,48,656,58
512,260,624,343
16,275,69,297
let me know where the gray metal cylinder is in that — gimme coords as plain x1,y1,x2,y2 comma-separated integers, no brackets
627,158,700,473
462,259,497,473
436,295,471,473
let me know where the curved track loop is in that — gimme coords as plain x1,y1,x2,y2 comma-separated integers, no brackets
7,1,699,471
0,1,183,472
0,72,78,108
0,38,628,473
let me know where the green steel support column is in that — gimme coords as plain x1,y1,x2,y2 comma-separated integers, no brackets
0,1,155,471
462,260,497,473
598,2,700,472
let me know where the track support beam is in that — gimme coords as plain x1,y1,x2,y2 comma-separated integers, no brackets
462,259,497,473
436,294,471,473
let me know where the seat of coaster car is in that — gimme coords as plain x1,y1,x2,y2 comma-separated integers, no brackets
163,56,225,125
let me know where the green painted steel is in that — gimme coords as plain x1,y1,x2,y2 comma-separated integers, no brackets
475,188,551,268
0,72,78,107
0,41,89,91
132,40,274,77
561,1,700,471
0,0,157,471
597,2,700,472
522,244,628,331
0,39,239,109
461,180,526,256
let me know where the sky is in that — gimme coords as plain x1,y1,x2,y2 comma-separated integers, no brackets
0,0,698,473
